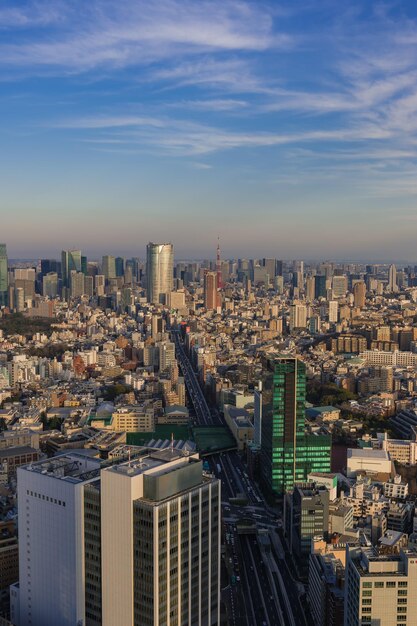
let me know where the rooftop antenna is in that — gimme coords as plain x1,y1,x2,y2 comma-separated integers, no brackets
128,448,131,468
171,432,174,453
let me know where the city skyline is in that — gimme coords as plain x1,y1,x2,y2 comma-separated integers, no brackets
1,1,417,259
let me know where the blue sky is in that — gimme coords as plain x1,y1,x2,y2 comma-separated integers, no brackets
1,0,417,260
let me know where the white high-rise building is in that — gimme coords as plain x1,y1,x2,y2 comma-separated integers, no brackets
12,449,221,626
328,300,339,323
344,545,417,626
146,243,174,304
289,303,307,330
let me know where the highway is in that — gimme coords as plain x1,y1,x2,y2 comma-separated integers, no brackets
172,329,308,626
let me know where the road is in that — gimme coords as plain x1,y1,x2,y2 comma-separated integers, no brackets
172,329,308,626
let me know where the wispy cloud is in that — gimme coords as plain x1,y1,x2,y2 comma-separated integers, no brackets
0,0,281,72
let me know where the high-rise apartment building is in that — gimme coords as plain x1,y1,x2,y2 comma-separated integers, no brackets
61,250,82,288
12,449,220,626
353,281,366,308
146,243,174,304
289,303,307,330
344,545,417,626
332,275,347,298
0,245,8,307
260,357,331,495
329,300,339,323
204,271,218,310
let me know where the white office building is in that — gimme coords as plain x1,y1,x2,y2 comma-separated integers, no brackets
12,448,220,626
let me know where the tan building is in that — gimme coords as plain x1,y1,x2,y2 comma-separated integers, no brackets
111,404,155,432
223,405,254,450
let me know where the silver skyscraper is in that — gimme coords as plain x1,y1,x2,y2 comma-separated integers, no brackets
146,242,174,303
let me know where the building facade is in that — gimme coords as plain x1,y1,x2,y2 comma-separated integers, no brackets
146,243,174,304
260,357,331,496
13,448,220,626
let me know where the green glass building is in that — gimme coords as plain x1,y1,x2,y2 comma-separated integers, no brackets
0,244,8,307
261,357,331,496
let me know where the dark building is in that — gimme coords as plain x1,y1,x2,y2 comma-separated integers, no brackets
260,357,331,496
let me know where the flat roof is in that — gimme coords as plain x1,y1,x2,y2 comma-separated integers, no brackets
348,448,389,460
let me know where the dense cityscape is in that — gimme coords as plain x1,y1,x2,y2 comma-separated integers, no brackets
0,242,416,624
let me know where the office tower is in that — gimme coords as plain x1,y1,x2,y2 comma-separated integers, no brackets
275,260,283,276
40,259,59,276
309,550,345,626
81,255,88,275
61,250,81,288
332,275,347,298
315,274,327,299
260,357,331,495
204,271,218,310
344,545,417,626
262,258,276,281
146,242,174,304
13,449,220,626
306,276,315,302
102,255,116,281
42,272,58,298
275,275,284,294
353,281,366,308
254,382,262,446
289,303,307,330
115,256,125,277
84,275,94,298
14,268,36,302
328,300,339,323
14,287,24,312
285,484,329,557
95,274,105,296
309,315,320,334
70,271,85,298
0,245,8,307
388,264,398,292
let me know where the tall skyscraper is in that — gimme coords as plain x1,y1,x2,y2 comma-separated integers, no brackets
146,242,174,304
102,255,116,281
289,303,307,330
328,300,339,323
115,256,125,277
353,281,366,308
204,271,218,310
305,276,315,302
388,264,398,292
0,244,8,307
332,275,347,297
42,272,58,298
13,448,220,626
315,274,327,299
61,250,82,288
261,357,331,495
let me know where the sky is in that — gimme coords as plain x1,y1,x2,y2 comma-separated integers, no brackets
1,0,417,261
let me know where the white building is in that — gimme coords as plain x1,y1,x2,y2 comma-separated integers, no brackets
12,448,220,626
347,448,392,478
344,546,417,626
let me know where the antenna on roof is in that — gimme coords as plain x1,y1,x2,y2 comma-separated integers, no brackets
171,433,174,452
128,448,131,468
